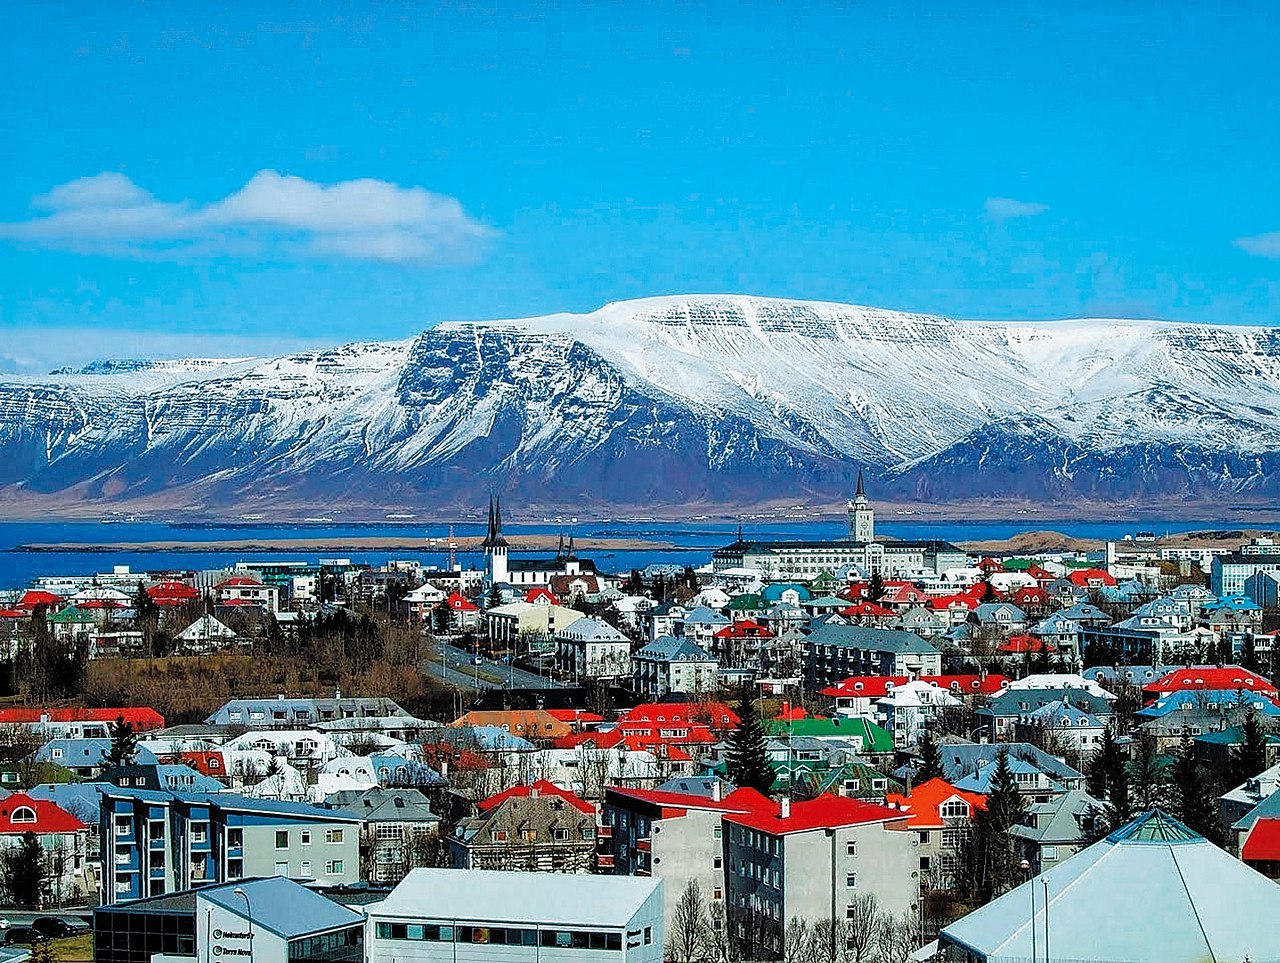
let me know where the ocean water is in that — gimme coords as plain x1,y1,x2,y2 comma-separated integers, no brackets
0,516,1243,592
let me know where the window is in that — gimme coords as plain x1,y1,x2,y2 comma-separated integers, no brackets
10,806,35,824
227,829,243,848
845,873,857,888
713,825,722,839
325,828,345,844
941,800,969,820
713,855,722,869
644,927,653,946
275,830,289,849
553,828,570,842
300,860,311,876
300,830,311,845
1042,845,1059,861
191,824,207,843
326,859,345,875
846,841,857,857
919,856,931,870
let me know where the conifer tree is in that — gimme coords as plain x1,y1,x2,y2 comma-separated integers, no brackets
916,729,944,783
1129,730,1167,811
106,715,138,769
725,693,774,795
1171,735,1223,845
0,831,46,907
1233,709,1268,785
962,748,1026,903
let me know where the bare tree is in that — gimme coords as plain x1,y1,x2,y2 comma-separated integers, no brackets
873,914,919,963
842,893,883,963
668,880,716,963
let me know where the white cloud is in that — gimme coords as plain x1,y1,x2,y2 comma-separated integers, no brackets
0,170,495,263
984,196,1049,221
1236,232,1280,259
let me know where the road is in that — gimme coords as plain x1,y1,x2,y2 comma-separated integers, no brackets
423,640,567,691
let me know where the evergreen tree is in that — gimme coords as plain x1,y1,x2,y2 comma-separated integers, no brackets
962,748,1026,903
1171,735,1223,845
1087,726,1131,833
106,715,138,769
916,729,944,783
1240,634,1261,673
867,571,885,602
1233,709,1269,784
1129,730,1167,811
0,831,46,907
486,582,503,610
725,694,774,794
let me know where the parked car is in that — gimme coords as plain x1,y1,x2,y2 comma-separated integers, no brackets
33,916,89,939
3,926,46,945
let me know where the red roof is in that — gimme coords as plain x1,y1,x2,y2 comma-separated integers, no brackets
1242,818,1280,861
978,558,1005,573
1067,568,1117,588
820,676,909,699
0,707,165,730
19,590,63,609
0,793,86,835
147,581,200,605
774,702,811,721
919,674,1011,695
608,785,775,817
478,780,595,815
216,576,263,588
1143,666,1278,699
883,778,987,829
0,609,26,619
928,594,980,612
545,709,605,724
177,750,227,778
1012,587,1051,605
446,592,480,612
523,587,561,606
999,634,1054,653
714,620,774,640
619,702,741,730
725,795,906,835
78,599,126,610
839,601,897,618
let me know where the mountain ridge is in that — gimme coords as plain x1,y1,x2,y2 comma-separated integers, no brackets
3,294,1280,513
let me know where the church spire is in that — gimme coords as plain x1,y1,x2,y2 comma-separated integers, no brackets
482,494,508,548
855,467,865,498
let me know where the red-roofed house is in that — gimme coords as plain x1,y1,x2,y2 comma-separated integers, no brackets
602,783,776,923
146,580,201,607
1241,817,1280,878
999,634,1054,654
479,779,597,816
0,706,165,739
19,590,63,611
838,601,898,622
619,702,740,734
444,591,481,630
723,795,917,958
918,674,1012,697
929,594,981,626
177,750,229,781
1067,568,1117,589
1143,665,1279,703
820,676,910,716
214,576,280,613
0,792,92,901
1011,586,1052,614
524,586,561,606
884,777,987,887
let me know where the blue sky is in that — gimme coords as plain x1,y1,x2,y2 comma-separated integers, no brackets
3,1,1279,371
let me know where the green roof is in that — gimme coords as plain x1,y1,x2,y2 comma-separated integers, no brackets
807,595,849,608
1001,558,1033,571
1195,725,1280,747
1107,808,1200,844
726,593,764,611
765,716,894,752
49,605,95,624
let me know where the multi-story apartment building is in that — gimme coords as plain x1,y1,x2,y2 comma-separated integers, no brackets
450,787,599,873
722,796,917,961
555,617,632,682
99,787,362,903
1213,538,1280,597
632,636,719,697
205,695,409,728
803,624,943,689
602,783,773,928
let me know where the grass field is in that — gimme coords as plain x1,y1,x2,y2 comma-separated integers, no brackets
38,932,93,962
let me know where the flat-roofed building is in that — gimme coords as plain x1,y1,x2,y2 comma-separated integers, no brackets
367,867,664,963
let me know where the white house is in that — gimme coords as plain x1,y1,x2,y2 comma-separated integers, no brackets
555,618,632,682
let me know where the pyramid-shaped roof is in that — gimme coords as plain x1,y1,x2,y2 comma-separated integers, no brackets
941,808,1280,962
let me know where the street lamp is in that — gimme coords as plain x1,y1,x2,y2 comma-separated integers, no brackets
232,886,252,950
1020,859,1036,963
1042,876,1051,963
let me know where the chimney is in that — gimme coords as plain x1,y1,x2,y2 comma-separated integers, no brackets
711,780,722,802
439,759,449,779
530,785,540,798
779,797,791,819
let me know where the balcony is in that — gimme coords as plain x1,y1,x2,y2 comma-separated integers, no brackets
596,854,615,869
636,839,651,853
597,825,612,839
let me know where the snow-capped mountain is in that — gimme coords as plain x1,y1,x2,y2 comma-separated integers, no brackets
5,295,1280,512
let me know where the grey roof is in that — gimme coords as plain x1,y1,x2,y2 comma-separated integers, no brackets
555,617,629,642
680,605,730,626
326,786,440,825
1056,601,1110,622
973,602,1027,621
654,775,735,797
982,687,1113,718
206,696,407,725
1233,783,1280,832
635,635,716,663
35,738,159,767
374,868,660,928
1009,789,1105,845
1021,702,1106,727
805,622,940,655
201,876,365,940
937,743,1083,784
942,810,1280,963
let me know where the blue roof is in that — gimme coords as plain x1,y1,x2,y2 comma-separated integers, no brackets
761,583,811,603
954,755,1065,795
367,753,446,786
156,764,226,792
34,738,159,766
1135,689,1280,719
97,786,364,821
1107,808,1200,844
439,726,535,751
200,876,364,939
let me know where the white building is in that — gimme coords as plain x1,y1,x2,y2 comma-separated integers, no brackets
367,868,664,963
556,617,632,682
632,636,719,697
